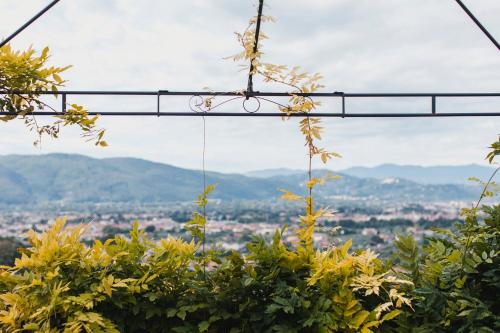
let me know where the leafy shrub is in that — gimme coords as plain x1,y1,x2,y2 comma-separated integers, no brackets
392,204,500,333
0,215,411,332
391,152,500,333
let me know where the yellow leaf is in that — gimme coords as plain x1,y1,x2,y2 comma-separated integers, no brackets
41,46,49,58
381,310,401,322
53,73,62,83
350,310,370,328
279,189,303,201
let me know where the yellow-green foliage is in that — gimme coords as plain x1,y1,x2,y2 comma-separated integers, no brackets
309,241,412,332
0,44,106,146
0,216,411,333
0,219,196,332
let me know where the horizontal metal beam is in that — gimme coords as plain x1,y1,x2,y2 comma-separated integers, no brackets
1,112,499,118
2,90,499,97
1,90,499,117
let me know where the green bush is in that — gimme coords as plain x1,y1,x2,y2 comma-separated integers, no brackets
2,201,497,333
388,154,500,332
392,204,500,333
0,215,411,333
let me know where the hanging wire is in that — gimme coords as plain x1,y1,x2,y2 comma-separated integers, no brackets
202,115,207,258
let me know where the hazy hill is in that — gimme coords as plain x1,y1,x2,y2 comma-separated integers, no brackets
0,154,284,204
340,163,495,185
265,171,478,203
246,168,304,178
0,154,481,205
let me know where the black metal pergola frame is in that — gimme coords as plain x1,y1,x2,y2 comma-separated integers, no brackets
2,90,497,118
1,0,499,118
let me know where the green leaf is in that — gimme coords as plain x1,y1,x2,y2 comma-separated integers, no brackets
243,277,254,286
350,310,370,328
381,310,401,322
177,310,186,320
23,323,39,330
198,321,210,332
166,308,177,318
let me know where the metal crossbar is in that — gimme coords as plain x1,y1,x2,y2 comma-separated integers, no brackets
454,0,500,52
0,0,61,48
1,90,499,117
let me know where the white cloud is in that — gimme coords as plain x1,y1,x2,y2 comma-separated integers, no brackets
1,0,499,172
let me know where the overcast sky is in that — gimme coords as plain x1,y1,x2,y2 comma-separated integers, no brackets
1,0,499,172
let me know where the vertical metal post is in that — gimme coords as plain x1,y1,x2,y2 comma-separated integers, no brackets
431,96,436,115
62,93,66,113
157,91,160,117
246,0,265,97
342,96,346,118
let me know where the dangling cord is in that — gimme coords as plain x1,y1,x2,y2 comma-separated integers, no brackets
306,114,313,216
202,114,207,276
200,114,210,326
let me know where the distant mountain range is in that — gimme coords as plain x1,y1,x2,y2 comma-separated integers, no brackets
0,154,484,205
340,164,496,185
246,168,304,178
248,164,496,185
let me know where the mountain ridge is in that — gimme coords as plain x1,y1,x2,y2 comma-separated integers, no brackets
0,154,482,205
339,163,495,184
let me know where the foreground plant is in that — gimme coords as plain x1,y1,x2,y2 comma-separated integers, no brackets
0,215,412,333
392,138,500,333
0,44,106,146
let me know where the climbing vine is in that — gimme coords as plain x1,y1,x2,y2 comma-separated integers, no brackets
226,8,342,255
0,44,106,147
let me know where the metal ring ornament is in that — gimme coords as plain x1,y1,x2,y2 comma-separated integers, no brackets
242,96,261,113
189,95,247,113
189,95,207,113
188,94,298,114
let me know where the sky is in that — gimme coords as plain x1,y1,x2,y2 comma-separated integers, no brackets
0,0,499,173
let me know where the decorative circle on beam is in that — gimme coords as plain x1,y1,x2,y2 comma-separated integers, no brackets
189,94,314,115
189,95,207,113
242,96,261,113
189,95,247,113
